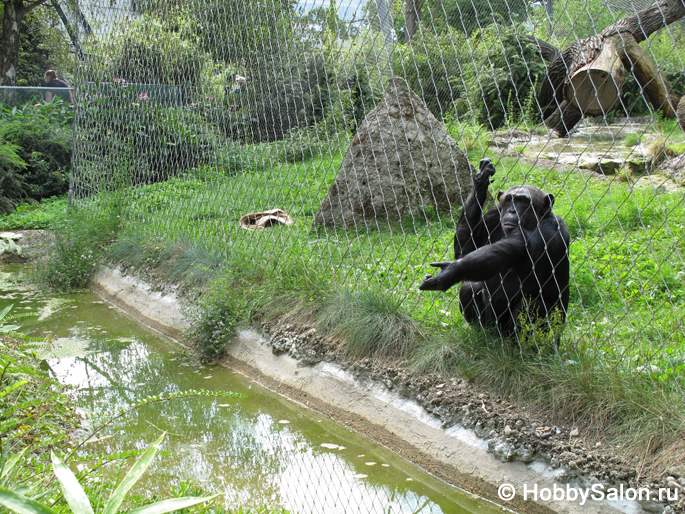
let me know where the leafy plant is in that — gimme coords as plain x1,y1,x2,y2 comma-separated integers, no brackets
0,434,217,514
0,305,22,333
40,197,122,291
0,107,71,202
0,232,23,257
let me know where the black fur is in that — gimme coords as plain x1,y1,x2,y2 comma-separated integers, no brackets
419,159,570,337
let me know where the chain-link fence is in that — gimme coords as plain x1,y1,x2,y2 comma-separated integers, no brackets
66,0,684,400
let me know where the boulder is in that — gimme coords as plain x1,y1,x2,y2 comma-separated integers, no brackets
313,77,473,228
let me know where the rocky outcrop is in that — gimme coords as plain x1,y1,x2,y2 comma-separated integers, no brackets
314,77,473,228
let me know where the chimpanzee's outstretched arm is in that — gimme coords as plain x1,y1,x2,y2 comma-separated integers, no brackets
421,233,526,291
454,159,500,258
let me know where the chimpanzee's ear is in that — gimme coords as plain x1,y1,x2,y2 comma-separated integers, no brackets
497,190,504,202
545,193,555,211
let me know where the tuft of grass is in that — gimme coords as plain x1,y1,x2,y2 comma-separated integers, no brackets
40,196,122,291
315,289,423,360
623,133,641,147
110,233,225,293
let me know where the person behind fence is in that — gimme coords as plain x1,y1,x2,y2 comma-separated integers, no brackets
234,75,247,93
44,70,73,103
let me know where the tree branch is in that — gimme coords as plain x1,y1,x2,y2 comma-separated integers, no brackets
25,0,53,12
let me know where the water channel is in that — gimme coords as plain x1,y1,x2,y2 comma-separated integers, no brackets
1,265,505,514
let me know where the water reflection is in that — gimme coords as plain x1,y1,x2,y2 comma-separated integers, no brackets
3,265,501,514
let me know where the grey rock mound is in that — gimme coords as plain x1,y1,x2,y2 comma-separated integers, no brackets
314,77,474,228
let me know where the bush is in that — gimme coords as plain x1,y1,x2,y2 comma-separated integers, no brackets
456,24,547,129
74,83,222,192
0,102,71,204
394,28,471,118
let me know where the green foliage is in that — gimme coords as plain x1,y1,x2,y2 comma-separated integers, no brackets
349,66,379,133
75,84,222,190
0,305,22,333
187,273,256,363
0,196,67,230
455,24,547,128
81,11,210,88
315,289,423,360
0,436,217,514
393,28,470,118
0,102,71,203
0,331,79,479
40,197,122,291
0,100,74,127
15,5,73,87
444,116,494,155
428,0,529,35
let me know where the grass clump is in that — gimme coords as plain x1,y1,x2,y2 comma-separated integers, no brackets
315,288,423,360
110,233,225,293
40,196,122,291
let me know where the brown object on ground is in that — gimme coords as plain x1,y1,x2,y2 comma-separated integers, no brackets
314,77,473,228
538,0,684,136
239,209,293,230
677,95,685,132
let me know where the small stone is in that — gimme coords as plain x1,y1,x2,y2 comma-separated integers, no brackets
570,428,580,437
504,425,516,436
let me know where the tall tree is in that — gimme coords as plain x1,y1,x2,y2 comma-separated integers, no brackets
1,0,52,85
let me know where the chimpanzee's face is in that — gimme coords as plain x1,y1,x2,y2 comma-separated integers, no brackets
497,186,552,236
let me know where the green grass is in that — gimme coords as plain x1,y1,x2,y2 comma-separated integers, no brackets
0,196,68,230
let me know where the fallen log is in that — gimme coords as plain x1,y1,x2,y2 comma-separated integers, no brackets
539,0,685,136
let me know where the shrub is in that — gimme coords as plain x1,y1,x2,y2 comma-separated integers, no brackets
0,103,71,204
394,28,471,118
74,83,222,192
456,24,547,129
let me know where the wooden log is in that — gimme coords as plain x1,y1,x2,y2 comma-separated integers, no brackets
565,36,625,116
615,33,678,118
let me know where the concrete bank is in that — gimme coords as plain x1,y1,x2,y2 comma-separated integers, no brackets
93,267,647,514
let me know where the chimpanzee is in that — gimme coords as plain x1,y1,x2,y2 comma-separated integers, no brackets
419,158,570,340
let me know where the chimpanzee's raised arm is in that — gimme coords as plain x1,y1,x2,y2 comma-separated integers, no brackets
454,159,502,258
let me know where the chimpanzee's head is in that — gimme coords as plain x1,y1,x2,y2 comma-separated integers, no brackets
497,186,555,235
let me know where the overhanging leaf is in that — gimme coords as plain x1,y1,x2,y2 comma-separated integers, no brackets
102,433,165,514
127,495,219,514
51,452,94,514
0,486,59,514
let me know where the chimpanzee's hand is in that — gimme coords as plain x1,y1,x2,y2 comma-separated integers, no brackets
473,158,496,191
419,261,461,291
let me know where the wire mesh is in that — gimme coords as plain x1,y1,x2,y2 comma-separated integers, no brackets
67,0,684,398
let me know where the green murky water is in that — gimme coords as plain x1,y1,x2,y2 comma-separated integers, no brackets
1,265,504,514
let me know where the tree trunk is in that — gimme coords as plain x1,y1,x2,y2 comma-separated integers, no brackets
566,35,625,116
404,0,422,43
677,95,685,132
1,0,26,86
617,33,678,117
0,0,53,86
